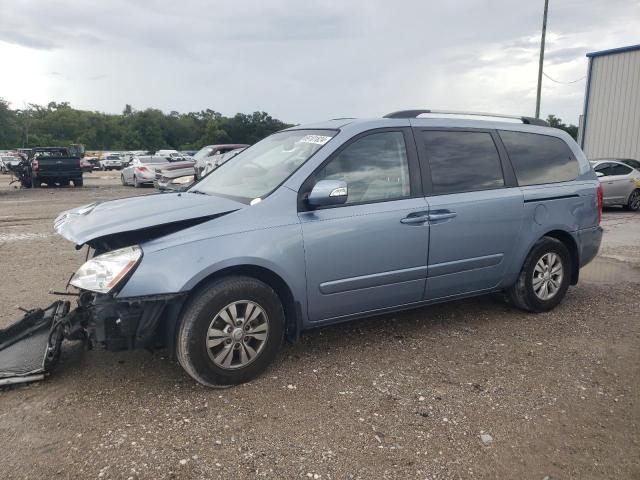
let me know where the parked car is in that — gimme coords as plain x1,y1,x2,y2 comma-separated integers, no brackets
193,144,250,179
8,147,83,187
200,147,247,178
153,160,196,191
155,149,181,158
1,155,21,174
80,158,94,173
120,156,172,187
100,154,125,171
53,110,602,387
591,160,640,210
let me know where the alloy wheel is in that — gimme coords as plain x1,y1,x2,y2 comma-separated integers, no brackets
532,252,563,300
206,300,269,369
629,190,640,211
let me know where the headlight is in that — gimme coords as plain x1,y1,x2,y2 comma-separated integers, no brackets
70,246,142,294
171,175,194,185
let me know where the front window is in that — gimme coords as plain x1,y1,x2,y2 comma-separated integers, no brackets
191,130,337,202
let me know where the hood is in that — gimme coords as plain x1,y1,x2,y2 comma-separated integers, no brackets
54,192,244,248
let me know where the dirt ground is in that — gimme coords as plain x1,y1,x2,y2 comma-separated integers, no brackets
0,171,639,479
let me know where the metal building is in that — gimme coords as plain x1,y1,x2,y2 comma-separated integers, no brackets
578,44,640,160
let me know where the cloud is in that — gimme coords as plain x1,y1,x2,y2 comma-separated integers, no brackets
0,0,638,125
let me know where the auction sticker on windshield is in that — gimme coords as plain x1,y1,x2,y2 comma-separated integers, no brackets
298,135,332,145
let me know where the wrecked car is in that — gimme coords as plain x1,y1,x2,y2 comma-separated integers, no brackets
3,111,602,388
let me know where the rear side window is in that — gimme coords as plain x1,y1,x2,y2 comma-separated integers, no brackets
499,131,578,186
420,130,504,195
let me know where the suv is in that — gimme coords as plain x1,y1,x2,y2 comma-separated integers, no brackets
54,110,602,387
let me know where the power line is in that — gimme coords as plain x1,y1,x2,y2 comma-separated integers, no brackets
542,71,586,84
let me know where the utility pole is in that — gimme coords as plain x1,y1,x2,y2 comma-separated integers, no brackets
535,0,549,119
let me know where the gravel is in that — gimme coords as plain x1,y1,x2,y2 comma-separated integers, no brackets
0,172,639,479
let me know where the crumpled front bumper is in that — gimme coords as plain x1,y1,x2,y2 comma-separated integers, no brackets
0,301,81,385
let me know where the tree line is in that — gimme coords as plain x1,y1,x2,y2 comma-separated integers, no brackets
0,99,293,151
0,98,580,152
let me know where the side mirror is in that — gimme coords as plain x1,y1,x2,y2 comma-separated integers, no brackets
596,171,604,178
307,180,348,207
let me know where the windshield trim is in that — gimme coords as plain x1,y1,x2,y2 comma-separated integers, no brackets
187,128,339,204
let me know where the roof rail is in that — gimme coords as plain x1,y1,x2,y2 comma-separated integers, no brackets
383,109,549,126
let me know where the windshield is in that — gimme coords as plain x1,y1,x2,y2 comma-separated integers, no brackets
190,130,336,201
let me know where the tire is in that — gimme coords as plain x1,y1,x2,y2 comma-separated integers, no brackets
507,236,572,313
176,276,285,387
59,179,70,187
133,175,140,188
624,189,640,211
32,178,42,188
72,177,83,187
121,174,127,186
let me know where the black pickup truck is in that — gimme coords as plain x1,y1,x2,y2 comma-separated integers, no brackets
10,147,83,188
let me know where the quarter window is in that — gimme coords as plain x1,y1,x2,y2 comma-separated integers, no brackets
499,131,578,186
420,131,504,195
315,131,411,204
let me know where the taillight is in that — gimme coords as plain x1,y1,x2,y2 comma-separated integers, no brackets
137,166,148,172
596,183,603,225
31,159,39,171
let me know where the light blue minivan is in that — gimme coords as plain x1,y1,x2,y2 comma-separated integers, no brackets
54,110,603,386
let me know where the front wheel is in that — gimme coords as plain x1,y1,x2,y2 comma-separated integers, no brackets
176,276,285,387
507,237,571,313
625,189,640,211
72,177,83,187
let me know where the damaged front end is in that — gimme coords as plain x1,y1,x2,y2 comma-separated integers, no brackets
0,301,88,385
1,192,243,385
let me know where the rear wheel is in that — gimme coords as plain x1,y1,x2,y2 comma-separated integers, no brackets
133,175,140,188
72,177,83,187
176,276,285,387
121,174,127,186
507,237,571,313
625,189,640,211
59,179,70,187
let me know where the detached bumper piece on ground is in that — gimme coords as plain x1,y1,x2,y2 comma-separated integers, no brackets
0,301,86,386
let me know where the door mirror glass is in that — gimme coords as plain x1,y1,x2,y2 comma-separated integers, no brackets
308,180,348,207
596,171,604,177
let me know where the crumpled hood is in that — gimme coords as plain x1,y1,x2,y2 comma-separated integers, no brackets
54,192,244,246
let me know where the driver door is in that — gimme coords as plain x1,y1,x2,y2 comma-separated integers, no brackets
298,129,429,323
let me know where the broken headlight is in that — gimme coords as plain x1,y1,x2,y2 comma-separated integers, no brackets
70,246,142,294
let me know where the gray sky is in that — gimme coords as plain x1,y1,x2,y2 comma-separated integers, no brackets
2,0,639,124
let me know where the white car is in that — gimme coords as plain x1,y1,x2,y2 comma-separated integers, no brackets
100,154,125,171
121,156,172,187
592,160,640,210
1,156,22,174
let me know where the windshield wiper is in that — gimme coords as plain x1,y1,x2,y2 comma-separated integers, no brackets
188,190,208,195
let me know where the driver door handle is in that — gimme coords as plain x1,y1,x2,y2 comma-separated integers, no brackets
401,214,429,225
428,211,457,221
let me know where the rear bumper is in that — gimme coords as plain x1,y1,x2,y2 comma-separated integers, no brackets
578,225,603,268
35,171,82,179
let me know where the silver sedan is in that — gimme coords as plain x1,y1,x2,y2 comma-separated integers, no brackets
121,156,172,187
592,160,640,211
